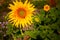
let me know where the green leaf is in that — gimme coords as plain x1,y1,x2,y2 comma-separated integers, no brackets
24,30,40,39
40,9,45,21
6,23,14,35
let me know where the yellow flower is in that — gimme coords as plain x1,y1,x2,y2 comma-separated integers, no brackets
44,5,50,11
7,0,35,28
35,17,40,22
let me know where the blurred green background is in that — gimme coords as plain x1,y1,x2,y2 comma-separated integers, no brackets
0,0,60,40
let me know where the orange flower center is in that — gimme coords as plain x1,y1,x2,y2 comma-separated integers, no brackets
16,8,26,18
46,6,48,9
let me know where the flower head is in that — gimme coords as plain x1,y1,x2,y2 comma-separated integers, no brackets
35,17,40,22
44,5,50,11
7,0,35,28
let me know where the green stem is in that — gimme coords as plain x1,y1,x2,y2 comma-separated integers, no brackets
20,29,24,35
12,34,16,40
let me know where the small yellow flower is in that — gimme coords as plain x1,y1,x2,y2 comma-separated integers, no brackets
35,17,40,22
44,5,50,11
7,0,35,28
